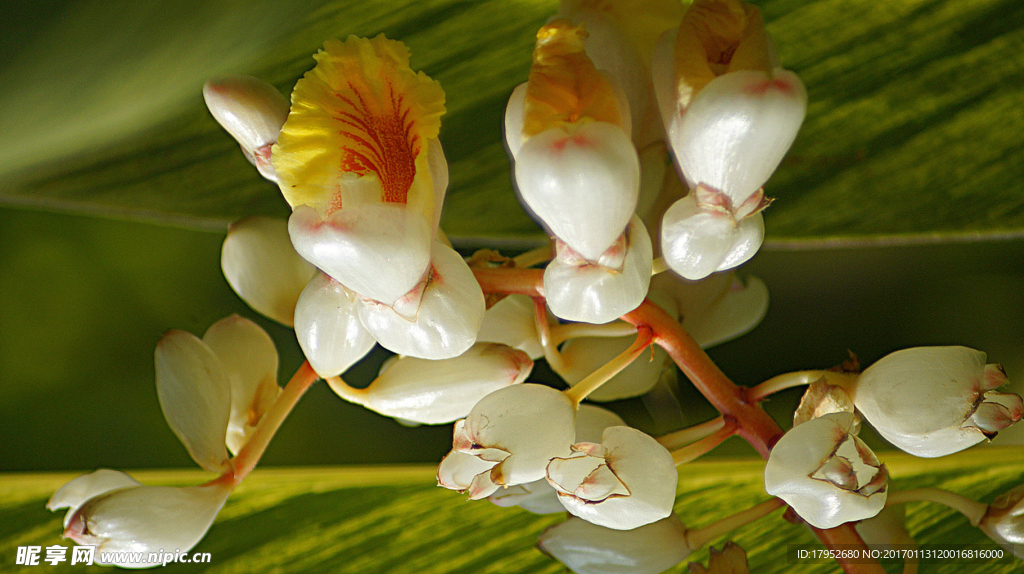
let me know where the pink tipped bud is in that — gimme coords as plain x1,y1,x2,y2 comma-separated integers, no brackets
853,346,1024,457
203,76,289,181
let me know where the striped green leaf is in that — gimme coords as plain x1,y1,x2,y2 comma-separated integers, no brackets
4,447,1023,573
1,0,1022,246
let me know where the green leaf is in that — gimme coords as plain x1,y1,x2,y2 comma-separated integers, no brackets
1,0,1022,246
5,447,1024,573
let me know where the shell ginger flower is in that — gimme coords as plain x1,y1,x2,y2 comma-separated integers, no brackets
852,346,1023,458
274,35,449,308
438,384,576,499
506,20,639,263
547,425,678,530
764,412,887,529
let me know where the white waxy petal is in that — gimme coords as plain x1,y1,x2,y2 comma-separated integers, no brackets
48,469,142,528
64,483,231,565
661,194,764,280
221,216,316,326
454,384,577,487
561,336,672,401
980,484,1024,558
203,76,289,181
201,315,281,455
288,203,432,306
477,294,544,360
427,138,449,232
651,28,679,151
357,241,485,360
515,121,639,260
488,405,626,514
488,481,567,514
437,449,503,499
349,343,532,424
154,330,232,473
853,346,1023,458
765,412,887,529
294,272,376,378
671,69,807,204
548,426,678,530
545,215,653,324
539,514,691,574
504,82,528,159
855,504,916,551
651,271,769,348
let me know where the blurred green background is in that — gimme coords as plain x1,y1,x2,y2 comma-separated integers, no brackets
1,0,1023,474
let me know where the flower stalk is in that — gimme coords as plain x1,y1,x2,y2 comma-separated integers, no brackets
685,498,785,550
886,487,988,526
563,327,654,406
749,370,858,402
229,361,318,484
669,419,736,465
473,265,884,574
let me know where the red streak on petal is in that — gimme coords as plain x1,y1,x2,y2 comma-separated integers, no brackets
331,80,419,207
743,77,793,96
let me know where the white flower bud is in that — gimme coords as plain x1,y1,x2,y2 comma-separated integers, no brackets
221,217,316,327
979,484,1024,558
357,241,485,360
477,294,544,360
201,315,281,456
437,384,576,498
561,336,672,401
855,504,916,551
203,76,289,182
669,69,807,205
544,215,653,324
764,412,887,529
555,6,645,140
852,346,1024,458
489,405,626,514
504,82,529,159
539,514,691,574
48,470,142,528
288,203,432,307
651,271,769,348
547,426,678,530
661,191,764,281
62,483,232,566
339,343,532,425
294,272,376,378
515,121,640,261
154,330,232,474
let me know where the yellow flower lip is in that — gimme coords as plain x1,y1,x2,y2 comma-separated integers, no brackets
671,0,774,109
271,35,445,221
522,19,626,138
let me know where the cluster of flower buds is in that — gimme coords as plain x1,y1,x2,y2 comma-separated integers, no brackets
765,345,1022,530
652,0,806,280
208,35,484,364
48,316,283,565
126,1,1023,572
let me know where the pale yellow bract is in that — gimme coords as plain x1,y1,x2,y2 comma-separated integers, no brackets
271,35,445,221
522,20,625,138
673,0,774,110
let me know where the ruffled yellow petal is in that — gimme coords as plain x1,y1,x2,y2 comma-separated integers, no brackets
562,0,684,63
673,0,772,109
522,20,625,138
272,35,445,220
